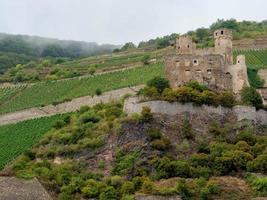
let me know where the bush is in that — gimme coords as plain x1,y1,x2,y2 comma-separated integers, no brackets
247,153,267,173
95,88,102,96
186,80,207,92
236,129,256,145
147,128,162,141
99,186,117,200
200,180,220,200
140,106,153,122
176,179,192,200
156,157,191,179
162,88,177,102
218,91,236,107
181,119,194,140
241,86,263,109
175,86,199,103
141,179,155,194
140,86,159,98
120,181,135,195
151,137,171,151
142,54,151,65
53,120,66,129
147,76,170,93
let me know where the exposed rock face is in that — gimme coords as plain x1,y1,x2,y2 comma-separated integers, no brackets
123,97,267,125
0,177,52,200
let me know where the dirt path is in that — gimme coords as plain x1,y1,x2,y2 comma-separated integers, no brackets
0,85,144,126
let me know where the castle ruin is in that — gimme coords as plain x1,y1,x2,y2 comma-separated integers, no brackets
165,29,249,94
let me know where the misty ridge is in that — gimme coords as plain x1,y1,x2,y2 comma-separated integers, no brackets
0,33,121,58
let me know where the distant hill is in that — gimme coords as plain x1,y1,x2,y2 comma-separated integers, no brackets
0,33,120,58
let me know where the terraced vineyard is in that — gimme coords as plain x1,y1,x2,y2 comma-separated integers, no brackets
0,114,68,170
0,63,164,114
234,48,267,69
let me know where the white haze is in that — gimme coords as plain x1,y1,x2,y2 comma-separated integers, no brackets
0,0,267,44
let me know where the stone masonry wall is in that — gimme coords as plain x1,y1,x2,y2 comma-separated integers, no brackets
123,97,267,125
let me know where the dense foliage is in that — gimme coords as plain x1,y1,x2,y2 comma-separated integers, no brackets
4,100,267,200
241,86,263,109
140,79,236,108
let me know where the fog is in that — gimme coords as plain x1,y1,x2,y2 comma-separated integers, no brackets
1,0,267,44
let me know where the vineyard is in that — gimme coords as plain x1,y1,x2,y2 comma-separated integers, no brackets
0,114,68,170
234,48,267,69
0,63,164,114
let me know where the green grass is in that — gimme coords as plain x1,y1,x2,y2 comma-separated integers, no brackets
0,114,68,170
0,63,164,114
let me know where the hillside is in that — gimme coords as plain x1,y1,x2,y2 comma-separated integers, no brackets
1,96,266,199
0,33,120,74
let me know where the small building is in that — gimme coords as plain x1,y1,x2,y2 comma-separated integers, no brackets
165,29,249,94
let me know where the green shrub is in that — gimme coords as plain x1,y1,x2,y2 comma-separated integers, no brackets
99,186,117,200
181,119,194,140
156,157,191,179
189,153,211,168
236,129,256,145
151,137,171,151
241,86,263,109
218,91,236,107
246,173,267,195
82,179,106,198
147,128,162,141
175,86,199,103
200,180,220,200
186,80,207,92
140,106,153,122
142,54,151,65
95,88,102,96
52,120,66,129
120,181,135,195
162,88,177,102
140,86,159,98
141,179,155,194
112,150,140,175
147,76,170,93
247,153,267,173
78,111,100,124
176,178,192,200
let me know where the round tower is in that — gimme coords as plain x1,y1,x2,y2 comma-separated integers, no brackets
214,29,233,64
176,35,196,54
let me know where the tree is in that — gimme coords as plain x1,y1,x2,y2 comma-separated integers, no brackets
141,54,150,65
241,86,263,109
147,76,170,93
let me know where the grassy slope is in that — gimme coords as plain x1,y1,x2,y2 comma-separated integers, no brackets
0,63,164,114
0,48,266,114
0,114,68,170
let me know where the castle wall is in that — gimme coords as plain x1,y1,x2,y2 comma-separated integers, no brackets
165,54,232,90
228,55,250,94
258,69,267,87
124,97,267,125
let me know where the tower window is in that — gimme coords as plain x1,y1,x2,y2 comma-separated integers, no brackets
187,45,190,48
215,32,218,36
194,60,197,64
221,30,224,35
207,69,212,74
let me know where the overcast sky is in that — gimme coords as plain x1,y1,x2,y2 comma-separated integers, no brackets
1,0,267,45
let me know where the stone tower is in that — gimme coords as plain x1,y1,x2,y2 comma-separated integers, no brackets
176,35,196,54
214,28,233,65
228,55,250,94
